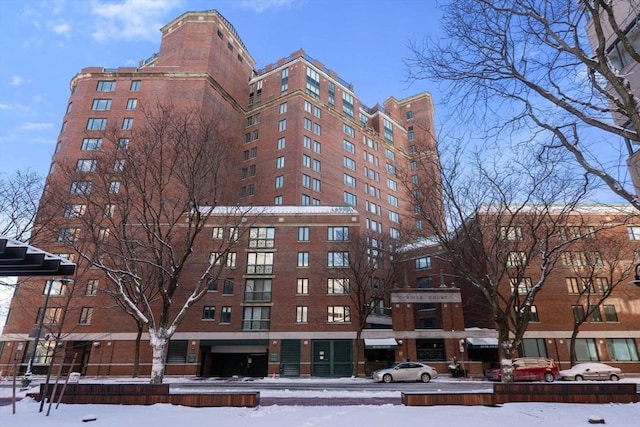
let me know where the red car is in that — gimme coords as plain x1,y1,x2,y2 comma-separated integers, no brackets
485,357,560,382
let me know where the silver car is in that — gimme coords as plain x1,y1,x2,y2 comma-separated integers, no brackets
372,362,438,383
559,362,623,381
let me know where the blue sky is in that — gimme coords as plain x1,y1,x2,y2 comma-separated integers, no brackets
0,0,442,178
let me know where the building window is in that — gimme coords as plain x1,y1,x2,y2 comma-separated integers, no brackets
96,80,115,91
343,156,356,170
44,279,67,296
328,251,349,267
81,138,102,150
572,305,586,322
274,195,283,205
627,226,640,240
301,194,310,205
122,118,134,130
313,159,321,172
596,277,610,294
603,305,618,322
304,118,312,130
244,278,272,302
343,139,355,153
607,338,639,361
63,204,86,218
76,159,96,172
113,159,125,172
507,251,527,267
327,226,349,241
566,277,580,294
313,140,321,153
87,118,107,130
109,181,121,194
275,175,284,189
306,67,320,98
313,122,321,135
343,192,357,206
520,338,547,358
91,99,112,110
303,154,311,168
571,338,599,361
126,98,138,110
590,307,603,322
226,252,236,268
212,227,224,239
297,252,309,267
276,156,285,169
279,102,287,114
312,178,321,192
406,111,413,119
328,278,349,294
130,80,140,91
70,181,92,195
343,123,355,137
328,306,350,323
57,227,79,243
277,137,285,150
297,278,309,295
383,118,394,143
415,256,431,270
281,68,288,93
510,277,532,294
207,278,218,291
387,178,397,191
221,306,231,323
247,252,274,274
37,307,62,324
342,92,354,118
278,119,286,131
344,174,356,188
118,138,129,150
501,226,523,241
222,278,234,295
202,306,216,320
296,306,308,323
85,279,98,296
298,226,310,241
249,227,275,248
242,307,270,331
79,307,94,325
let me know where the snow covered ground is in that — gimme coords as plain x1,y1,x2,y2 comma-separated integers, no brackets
1,376,638,427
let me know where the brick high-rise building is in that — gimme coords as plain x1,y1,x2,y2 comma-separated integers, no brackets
0,10,445,379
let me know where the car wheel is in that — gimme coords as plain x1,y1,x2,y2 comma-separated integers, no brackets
574,375,584,381
609,374,620,381
420,373,431,383
544,372,555,382
383,374,393,383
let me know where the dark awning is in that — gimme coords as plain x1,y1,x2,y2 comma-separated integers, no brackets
466,337,499,349
364,338,398,349
0,236,76,277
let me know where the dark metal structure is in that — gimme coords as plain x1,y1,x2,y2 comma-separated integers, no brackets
0,235,76,277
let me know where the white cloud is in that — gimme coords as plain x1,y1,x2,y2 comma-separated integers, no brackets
90,0,182,42
19,122,54,131
51,22,71,36
0,104,9,109
238,0,300,13
11,75,31,86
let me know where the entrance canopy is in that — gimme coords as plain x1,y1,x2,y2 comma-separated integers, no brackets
364,338,398,349
0,236,76,277
466,337,499,349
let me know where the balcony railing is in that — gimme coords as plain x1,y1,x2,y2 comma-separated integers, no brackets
242,320,270,331
244,291,272,303
246,265,273,274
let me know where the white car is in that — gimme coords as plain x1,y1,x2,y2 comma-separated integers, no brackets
559,363,623,381
372,362,438,383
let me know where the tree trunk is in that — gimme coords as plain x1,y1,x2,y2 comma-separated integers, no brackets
353,329,363,377
569,329,579,367
498,327,515,383
132,324,142,378
149,330,169,384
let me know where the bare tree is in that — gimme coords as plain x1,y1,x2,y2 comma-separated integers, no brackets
0,169,44,242
41,102,249,383
563,219,637,366
327,230,397,376
406,0,640,208
401,137,591,382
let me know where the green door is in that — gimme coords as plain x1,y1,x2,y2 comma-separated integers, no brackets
280,339,301,377
311,340,352,377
